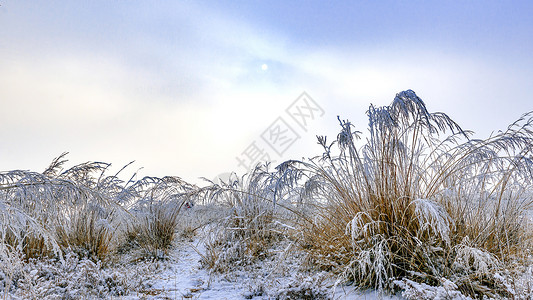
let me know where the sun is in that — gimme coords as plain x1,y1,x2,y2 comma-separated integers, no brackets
261,64,268,71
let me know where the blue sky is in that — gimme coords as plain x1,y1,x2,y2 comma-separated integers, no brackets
1,1,532,183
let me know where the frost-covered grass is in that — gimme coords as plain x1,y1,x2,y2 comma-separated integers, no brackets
198,165,301,274
275,90,533,298
0,154,198,297
1,90,532,299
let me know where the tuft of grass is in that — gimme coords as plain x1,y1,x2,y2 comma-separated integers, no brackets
0,153,126,261
128,201,183,259
0,154,202,296
0,154,198,264
55,206,115,262
121,176,195,260
284,90,533,297
200,164,298,272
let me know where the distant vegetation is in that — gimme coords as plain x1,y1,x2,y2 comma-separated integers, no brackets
1,90,532,299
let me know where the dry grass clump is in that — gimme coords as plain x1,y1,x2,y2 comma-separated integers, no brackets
0,154,200,296
0,153,198,265
287,90,533,297
0,197,59,297
125,202,183,260
56,206,115,263
0,153,127,262
200,165,298,272
120,176,196,260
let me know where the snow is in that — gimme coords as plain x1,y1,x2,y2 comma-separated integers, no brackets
3,206,532,299
120,239,246,299
115,234,403,300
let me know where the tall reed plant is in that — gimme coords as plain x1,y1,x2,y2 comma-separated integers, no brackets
289,90,533,297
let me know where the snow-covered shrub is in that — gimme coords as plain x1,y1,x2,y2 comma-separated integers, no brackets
1,152,201,263
55,205,115,262
0,196,60,299
0,154,128,262
0,153,208,296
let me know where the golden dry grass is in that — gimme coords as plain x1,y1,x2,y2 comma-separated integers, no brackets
286,90,533,297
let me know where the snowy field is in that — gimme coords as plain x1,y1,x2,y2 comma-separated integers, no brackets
3,204,531,300
2,95,533,299
118,225,401,300
2,205,403,300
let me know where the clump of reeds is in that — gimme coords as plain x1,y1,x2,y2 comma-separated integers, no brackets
55,205,115,262
7,154,132,262
121,176,196,260
0,153,198,264
286,90,533,297
0,153,203,298
200,164,298,272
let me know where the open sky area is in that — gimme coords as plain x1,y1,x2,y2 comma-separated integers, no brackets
1,1,532,183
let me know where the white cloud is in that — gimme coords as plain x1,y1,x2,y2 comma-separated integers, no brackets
1,1,532,183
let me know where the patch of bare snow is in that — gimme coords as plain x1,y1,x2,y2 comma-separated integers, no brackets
123,235,406,300
121,238,246,299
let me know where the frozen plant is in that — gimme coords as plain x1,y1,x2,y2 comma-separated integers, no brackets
279,90,533,297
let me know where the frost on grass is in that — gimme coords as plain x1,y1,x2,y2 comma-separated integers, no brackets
412,198,453,245
272,272,331,300
1,251,171,299
0,153,200,297
199,165,300,273
453,237,499,274
0,91,532,299
393,278,469,300
282,90,533,298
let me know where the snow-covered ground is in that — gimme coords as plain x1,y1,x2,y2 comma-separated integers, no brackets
3,206,532,299
123,238,249,299
120,234,402,300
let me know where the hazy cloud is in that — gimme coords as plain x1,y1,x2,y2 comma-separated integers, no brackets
1,1,532,182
